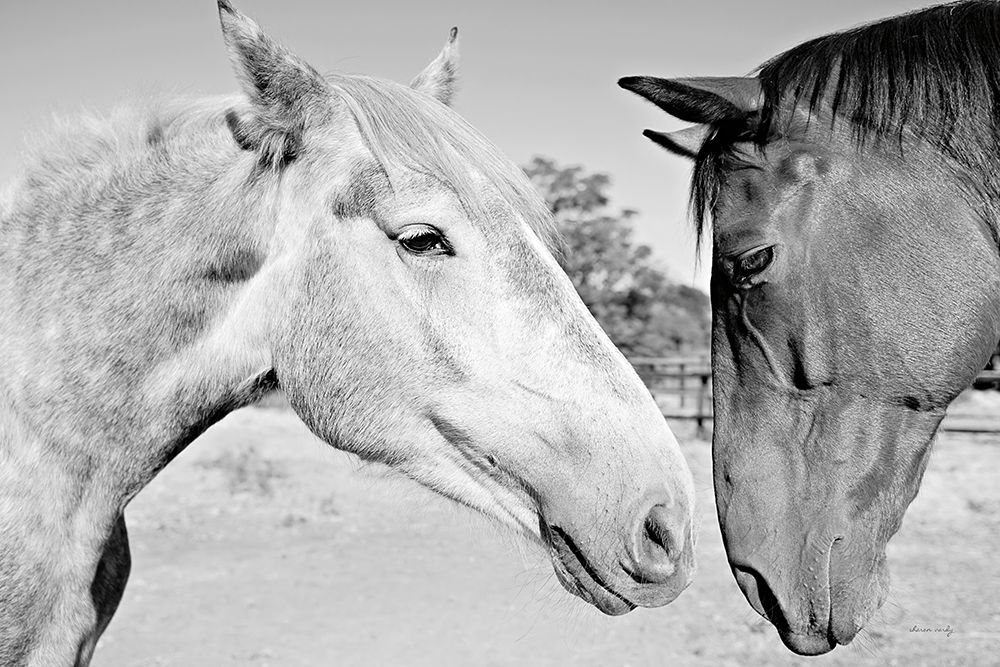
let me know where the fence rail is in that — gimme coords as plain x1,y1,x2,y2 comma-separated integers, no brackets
630,356,712,435
631,356,1000,435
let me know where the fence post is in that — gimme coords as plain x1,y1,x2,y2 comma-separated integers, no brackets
696,371,710,439
679,362,686,409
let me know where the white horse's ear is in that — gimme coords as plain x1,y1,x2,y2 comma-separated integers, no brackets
643,126,710,159
218,0,329,168
410,27,459,106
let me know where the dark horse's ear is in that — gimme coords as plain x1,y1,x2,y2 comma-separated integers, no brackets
410,27,460,106
618,76,762,125
642,126,710,159
218,0,330,168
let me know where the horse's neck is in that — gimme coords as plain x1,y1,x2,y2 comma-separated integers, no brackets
0,116,281,508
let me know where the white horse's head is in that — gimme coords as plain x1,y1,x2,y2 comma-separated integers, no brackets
219,1,695,612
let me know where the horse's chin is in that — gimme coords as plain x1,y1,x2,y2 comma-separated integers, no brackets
775,604,862,656
546,525,636,616
775,556,889,656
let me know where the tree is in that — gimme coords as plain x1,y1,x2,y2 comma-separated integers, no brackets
523,157,709,356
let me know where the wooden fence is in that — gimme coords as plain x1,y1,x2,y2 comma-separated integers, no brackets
630,356,712,435
631,356,1000,435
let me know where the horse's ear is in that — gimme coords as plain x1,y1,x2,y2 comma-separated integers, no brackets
618,76,762,125
643,126,710,160
410,27,459,106
218,0,329,168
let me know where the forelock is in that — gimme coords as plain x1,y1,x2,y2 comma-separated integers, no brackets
324,74,560,252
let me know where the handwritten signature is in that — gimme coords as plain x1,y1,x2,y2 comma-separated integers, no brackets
909,624,954,638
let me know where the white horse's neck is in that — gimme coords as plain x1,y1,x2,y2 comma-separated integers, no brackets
0,110,285,508
0,106,297,664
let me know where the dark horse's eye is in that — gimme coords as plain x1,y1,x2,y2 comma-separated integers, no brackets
398,226,453,256
732,246,775,284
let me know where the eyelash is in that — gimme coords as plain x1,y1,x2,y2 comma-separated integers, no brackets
728,246,775,286
397,226,453,257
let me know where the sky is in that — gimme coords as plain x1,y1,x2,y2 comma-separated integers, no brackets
0,0,941,291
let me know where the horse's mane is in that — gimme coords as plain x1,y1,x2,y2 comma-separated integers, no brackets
693,0,1000,239
9,75,557,250
12,97,227,193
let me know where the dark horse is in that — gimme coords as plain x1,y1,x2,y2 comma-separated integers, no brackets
621,0,1000,656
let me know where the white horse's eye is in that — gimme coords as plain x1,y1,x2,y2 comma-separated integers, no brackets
398,226,453,256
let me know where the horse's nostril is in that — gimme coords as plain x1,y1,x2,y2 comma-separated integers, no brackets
644,505,681,561
630,502,688,583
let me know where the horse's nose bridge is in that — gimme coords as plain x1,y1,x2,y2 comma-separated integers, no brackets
499,315,695,521
532,280,659,407
516,352,673,448
526,392,691,523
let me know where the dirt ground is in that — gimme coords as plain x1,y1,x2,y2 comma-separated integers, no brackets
97,394,1000,666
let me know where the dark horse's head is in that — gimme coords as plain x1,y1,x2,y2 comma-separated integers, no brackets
622,0,1000,655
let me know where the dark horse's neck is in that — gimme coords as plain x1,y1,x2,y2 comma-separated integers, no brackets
0,104,282,511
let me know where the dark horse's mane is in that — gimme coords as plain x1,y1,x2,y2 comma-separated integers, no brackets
693,0,1000,239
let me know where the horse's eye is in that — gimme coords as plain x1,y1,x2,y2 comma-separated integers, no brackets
731,245,774,285
398,226,452,256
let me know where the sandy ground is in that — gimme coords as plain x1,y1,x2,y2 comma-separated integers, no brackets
96,395,1000,666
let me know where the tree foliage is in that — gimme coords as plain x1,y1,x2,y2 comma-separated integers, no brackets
523,157,709,356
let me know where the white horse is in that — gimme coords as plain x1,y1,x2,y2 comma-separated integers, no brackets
0,2,695,664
